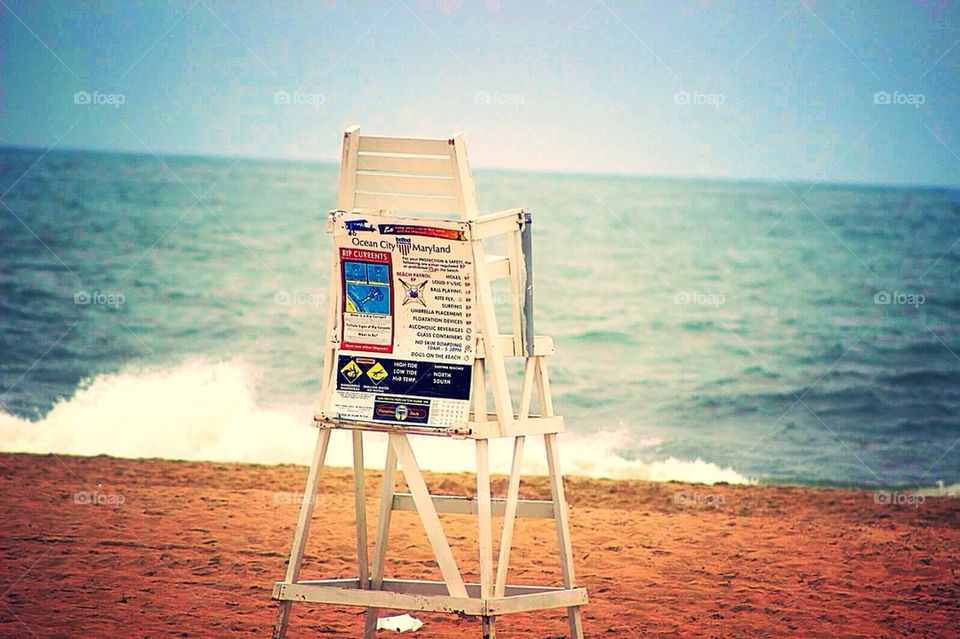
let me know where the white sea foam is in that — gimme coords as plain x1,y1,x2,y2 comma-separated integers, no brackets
917,481,960,498
0,360,753,485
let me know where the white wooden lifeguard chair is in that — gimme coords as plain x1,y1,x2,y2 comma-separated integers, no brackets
271,126,586,638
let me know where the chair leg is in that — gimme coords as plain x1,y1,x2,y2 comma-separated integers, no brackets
481,615,497,639
353,430,370,588
477,439,496,638
272,427,332,639
495,435,525,597
545,433,584,639
362,444,398,638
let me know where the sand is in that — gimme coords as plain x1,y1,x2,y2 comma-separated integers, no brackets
1,452,958,638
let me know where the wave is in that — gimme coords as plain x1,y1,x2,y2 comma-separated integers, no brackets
877,370,960,387
873,340,955,356
890,417,959,435
565,329,637,344
0,360,313,465
0,360,752,485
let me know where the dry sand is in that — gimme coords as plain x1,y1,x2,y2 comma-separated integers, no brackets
1,452,958,638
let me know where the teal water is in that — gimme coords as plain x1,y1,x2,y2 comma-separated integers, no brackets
1,147,959,487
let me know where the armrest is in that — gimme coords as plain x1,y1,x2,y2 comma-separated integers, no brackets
472,207,528,239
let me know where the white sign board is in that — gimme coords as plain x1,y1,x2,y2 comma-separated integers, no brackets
328,211,476,428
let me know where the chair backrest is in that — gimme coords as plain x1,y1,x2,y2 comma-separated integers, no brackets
336,126,480,221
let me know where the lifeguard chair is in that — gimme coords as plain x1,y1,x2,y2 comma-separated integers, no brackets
271,126,586,638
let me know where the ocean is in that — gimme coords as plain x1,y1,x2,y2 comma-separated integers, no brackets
1,146,959,489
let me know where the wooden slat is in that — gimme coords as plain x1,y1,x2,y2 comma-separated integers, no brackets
495,436,526,597
485,588,589,616
275,579,586,616
275,578,585,615
314,414,469,438
513,416,564,434
318,250,343,416
355,172,459,197
518,358,536,419
473,359,488,427
475,335,555,359
354,191,461,214
293,578,564,598
336,125,361,211
362,444,398,639
484,253,510,280
545,429,584,639
358,135,452,156
313,414,562,440
473,208,525,239
476,440,494,601
535,357,554,416
390,433,468,598
370,447,398,584
282,578,565,599
468,415,564,439
474,207,525,223
351,431,369,589
273,427,331,639
356,153,454,175
450,133,479,221
377,579,562,598
284,429,331,582
275,581,484,616
471,236,512,437
391,493,554,518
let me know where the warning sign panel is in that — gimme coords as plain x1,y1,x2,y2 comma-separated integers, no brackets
366,361,389,384
340,359,363,383
328,212,476,428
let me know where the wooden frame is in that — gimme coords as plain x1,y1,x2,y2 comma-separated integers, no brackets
272,127,585,639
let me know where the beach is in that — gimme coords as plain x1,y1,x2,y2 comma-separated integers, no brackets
1,452,957,638
2,2,959,636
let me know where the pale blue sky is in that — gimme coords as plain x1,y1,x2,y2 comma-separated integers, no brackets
1,1,958,186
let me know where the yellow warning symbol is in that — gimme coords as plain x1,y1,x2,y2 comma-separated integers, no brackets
366,361,389,385
340,359,363,383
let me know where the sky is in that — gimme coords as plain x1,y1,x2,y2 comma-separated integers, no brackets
0,0,958,187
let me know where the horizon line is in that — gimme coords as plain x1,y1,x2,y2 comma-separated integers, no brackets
1,142,957,194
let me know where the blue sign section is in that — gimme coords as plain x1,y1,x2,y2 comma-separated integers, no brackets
366,263,390,284
343,260,367,282
336,355,471,401
346,283,390,315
